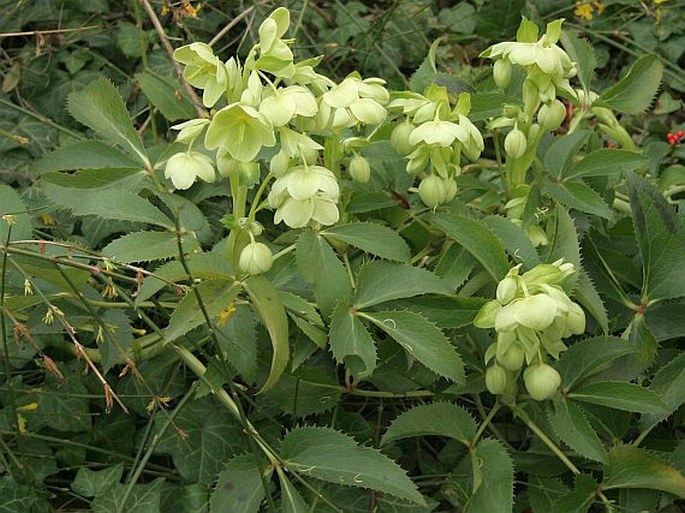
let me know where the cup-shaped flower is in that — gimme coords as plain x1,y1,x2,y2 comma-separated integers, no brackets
496,340,526,371
495,293,557,332
497,276,518,305
409,119,468,148
255,7,295,77
524,363,561,401
205,103,276,162
320,76,388,128
259,85,318,127
173,43,228,107
239,242,273,275
164,151,215,190
458,115,485,161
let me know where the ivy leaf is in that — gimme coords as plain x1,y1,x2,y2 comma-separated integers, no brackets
353,262,452,310
598,54,663,114
280,426,425,504
0,477,48,512
329,302,377,378
322,222,410,262
210,454,269,513
103,231,200,263
243,276,290,394
641,352,685,430
569,381,670,414
429,213,510,283
362,310,464,383
603,445,685,497
464,439,513,513
381,402,477,447
626,171,685,303
154,396,243,484
72,464,124,498
67,78,149,166
547,399,606,462
92,478,164,513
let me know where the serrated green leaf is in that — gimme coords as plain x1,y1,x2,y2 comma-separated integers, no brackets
483,215,541,268
281,426,425,504
329,301,377,377
165,278,240,343
43,185,173,228
548,399,606,462
387,296,485,329
556,336,636,389
72,464,124,498
155,396,243,484
92,478,164,513
362,310,464,383
598,54,663,114
626,171,685,302
103,231,200,263
210,454,269,513
641,352,685,430
41,168,145,190
429,213,510,283
353,262,452,310
545,204,581,289
569,381,669,414
381,402,476,446
116,21,147,57
464,439,513,513
559,30,596,94
434,245,475,290
99,309,134,373
217,304,258,383
296,230,352,318
573,270,608,334
322,222,410,262
67,78,149,165
276,469,309,513
604,445,685,497
549,474,597,513
543,131,591,179
33,140,141,173
543,182,613,219
0,184,32,242
563,149,646,181
136,72,195,121
243,276,289,394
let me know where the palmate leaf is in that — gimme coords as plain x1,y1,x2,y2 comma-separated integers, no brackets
154,396,243,484
547,399,606,463
381,402,477,447
361,310,464,383
67,78,149,166
321,222,410,262
280,426,425,504
92,478,164,513
353,262,452,310
0,477,49,513
210,454,269,513
603,445,685,497
464,439,513,513
598,54,663,114
72,464,124,498
626,171,685,303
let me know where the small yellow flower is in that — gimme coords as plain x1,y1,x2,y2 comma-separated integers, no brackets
593,0,606,14
216,304,236,327
574,1,594,20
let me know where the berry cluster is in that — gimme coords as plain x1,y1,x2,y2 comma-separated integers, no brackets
667,130,684,146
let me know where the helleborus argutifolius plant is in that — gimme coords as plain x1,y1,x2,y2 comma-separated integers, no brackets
476,260,585,401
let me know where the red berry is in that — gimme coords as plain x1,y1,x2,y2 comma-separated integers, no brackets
677,130,684,139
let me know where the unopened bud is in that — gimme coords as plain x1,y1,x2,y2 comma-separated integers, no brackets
391,121,416,156
493,58,512,89
485,364,508,395
239,242,273,275
496,340,525,371
524,363,561,401
504,127,527,159
349,154,371,184
538,99,566,131
497,276,518,305
418,175,446,208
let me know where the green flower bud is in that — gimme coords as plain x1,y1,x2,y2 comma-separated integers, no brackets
565,302,586,335
391,121,416,156
349,154,371,184
418,175,446,208
537,99,566,131
526,224,549,247
524,363,561,401
497,276,518,305
504,127,527,159
493,58,512,89
239,242,273,275
496,341,525,371
443,177,458,203
485,364,508,395
474,300,499,329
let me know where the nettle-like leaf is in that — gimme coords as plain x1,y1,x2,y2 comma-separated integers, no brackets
329,301,377,377
321,222,411,262
543,182,613,220
361,310,464,383
483,215,540,268
547,399,606,463
559,30,595,94
429,212,510,283
626,171,685,303
573,270,609,334
603,445,685,497
276,468,310,513
597,54,663,114
102,230,201,263
67,77,150,166
641,352,685,430
280,426,425,504
353,261,453,310
34,140,141,173
210,454,270,513
562,149,646,182
464,439,513,513
549,474,597,513
543,131,591,180
545,204,581,290
568,381,669,414
555,336,636,389
381,402,477,447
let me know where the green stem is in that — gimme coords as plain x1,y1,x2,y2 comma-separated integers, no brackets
472,401,501,446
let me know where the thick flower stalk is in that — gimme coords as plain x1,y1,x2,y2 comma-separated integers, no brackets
474,260,586,402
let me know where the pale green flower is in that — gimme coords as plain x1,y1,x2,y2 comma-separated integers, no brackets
205,103,276,162
319,75,389,129
409,119,467,148
255,7,295,77
174,43,228,107
259,85,318,127
164,151,216,190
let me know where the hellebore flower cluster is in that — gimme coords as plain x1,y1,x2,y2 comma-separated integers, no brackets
475,260,586,402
